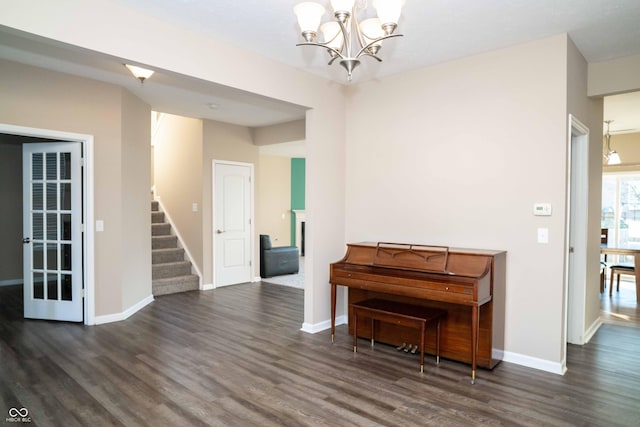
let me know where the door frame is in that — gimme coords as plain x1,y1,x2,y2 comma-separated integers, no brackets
212,159,255,288
564,114,590,356
0,123,95,325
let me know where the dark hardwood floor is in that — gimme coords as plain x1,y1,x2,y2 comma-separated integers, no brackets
600,279,639,327
1,282,639,426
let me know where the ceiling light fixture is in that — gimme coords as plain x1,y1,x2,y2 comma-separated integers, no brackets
124,64,155,84
293,0,404,82
604,120,621,165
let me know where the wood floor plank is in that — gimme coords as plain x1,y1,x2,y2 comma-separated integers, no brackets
1,282,639,426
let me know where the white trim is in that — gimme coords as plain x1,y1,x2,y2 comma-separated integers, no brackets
0,279,23,287
154,197,203,289
94,294,154,325
212,159,255,288
584,317,603,343
502,351,567,375
0,123,95,325
201,283,214,291
300,314,347,334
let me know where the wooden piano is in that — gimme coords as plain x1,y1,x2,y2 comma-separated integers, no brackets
330,242,506,383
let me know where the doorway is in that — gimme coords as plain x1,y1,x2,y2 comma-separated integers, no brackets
212,160,254,287
565,115,590,350
0,123,95,324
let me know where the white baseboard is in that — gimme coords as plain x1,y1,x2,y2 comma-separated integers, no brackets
94,294,154,325
502,350,566,375
300,315,347,334
201,283,214,291
584,318,603,343
0,279,22,287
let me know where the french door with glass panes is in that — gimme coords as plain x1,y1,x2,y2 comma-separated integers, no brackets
23,142,83,321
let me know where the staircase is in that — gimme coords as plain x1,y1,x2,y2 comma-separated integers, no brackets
151,200,199,296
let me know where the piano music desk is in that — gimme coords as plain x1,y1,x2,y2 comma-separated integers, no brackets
351,298,446,373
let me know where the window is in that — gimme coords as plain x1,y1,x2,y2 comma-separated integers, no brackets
602,173,640,252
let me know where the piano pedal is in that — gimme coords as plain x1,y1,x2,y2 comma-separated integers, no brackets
403,344,412,353
396,342,407,351
410,345,418,355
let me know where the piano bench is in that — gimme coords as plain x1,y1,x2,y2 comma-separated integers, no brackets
350,298,446,373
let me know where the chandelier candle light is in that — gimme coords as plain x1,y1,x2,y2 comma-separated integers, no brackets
293,0,405,81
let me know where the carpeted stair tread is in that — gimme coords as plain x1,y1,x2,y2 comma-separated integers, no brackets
151,211,165,224
152,223,171,236
152,275,199,296
152,235,178,249
152,248,185,264
152,260,192,279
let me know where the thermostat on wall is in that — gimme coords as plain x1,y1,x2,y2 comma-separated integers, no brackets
533,203,552,216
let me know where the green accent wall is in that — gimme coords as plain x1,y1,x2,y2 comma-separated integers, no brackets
291,158,306,246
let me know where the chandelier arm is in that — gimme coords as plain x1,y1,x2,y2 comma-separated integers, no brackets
296,42,346,60
359,53,383,62
354,33,403,59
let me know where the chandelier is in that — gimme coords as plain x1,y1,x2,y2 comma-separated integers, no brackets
293,0,405,81
603,120,621,165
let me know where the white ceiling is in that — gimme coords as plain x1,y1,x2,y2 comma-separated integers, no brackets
1,0,640,130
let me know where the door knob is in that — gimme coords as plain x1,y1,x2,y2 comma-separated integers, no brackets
22,237,31,244
216,229,224,234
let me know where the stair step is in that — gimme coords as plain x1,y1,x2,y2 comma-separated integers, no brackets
152,248,185,264
152,235,178,249
153,275,199,296
151,211,165,224
151,200,159,212
153,261,192,279
152,223,171,236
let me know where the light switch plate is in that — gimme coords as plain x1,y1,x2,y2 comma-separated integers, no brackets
96,220,104,232
537,227,549,243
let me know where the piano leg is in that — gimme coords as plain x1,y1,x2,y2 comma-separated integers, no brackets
331,283,336,343
353,307,358,352
436,319,440,365
471,304,478,385
420,322,425,373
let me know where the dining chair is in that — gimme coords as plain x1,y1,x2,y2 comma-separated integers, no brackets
600,228,609,293
609,264,635,296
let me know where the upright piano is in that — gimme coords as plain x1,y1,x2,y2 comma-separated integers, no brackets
330,242,506,383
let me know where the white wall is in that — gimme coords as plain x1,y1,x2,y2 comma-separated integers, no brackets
257,155,292,246
588,53,640,96
121,89,153,309
345,35,571,368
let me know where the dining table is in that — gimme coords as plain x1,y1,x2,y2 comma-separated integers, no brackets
601,244,640,302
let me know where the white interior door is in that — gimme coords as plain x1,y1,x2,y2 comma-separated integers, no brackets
214,161,253,287
23,142,83,321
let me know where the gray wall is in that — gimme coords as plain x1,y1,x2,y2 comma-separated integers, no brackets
0,141,22,284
